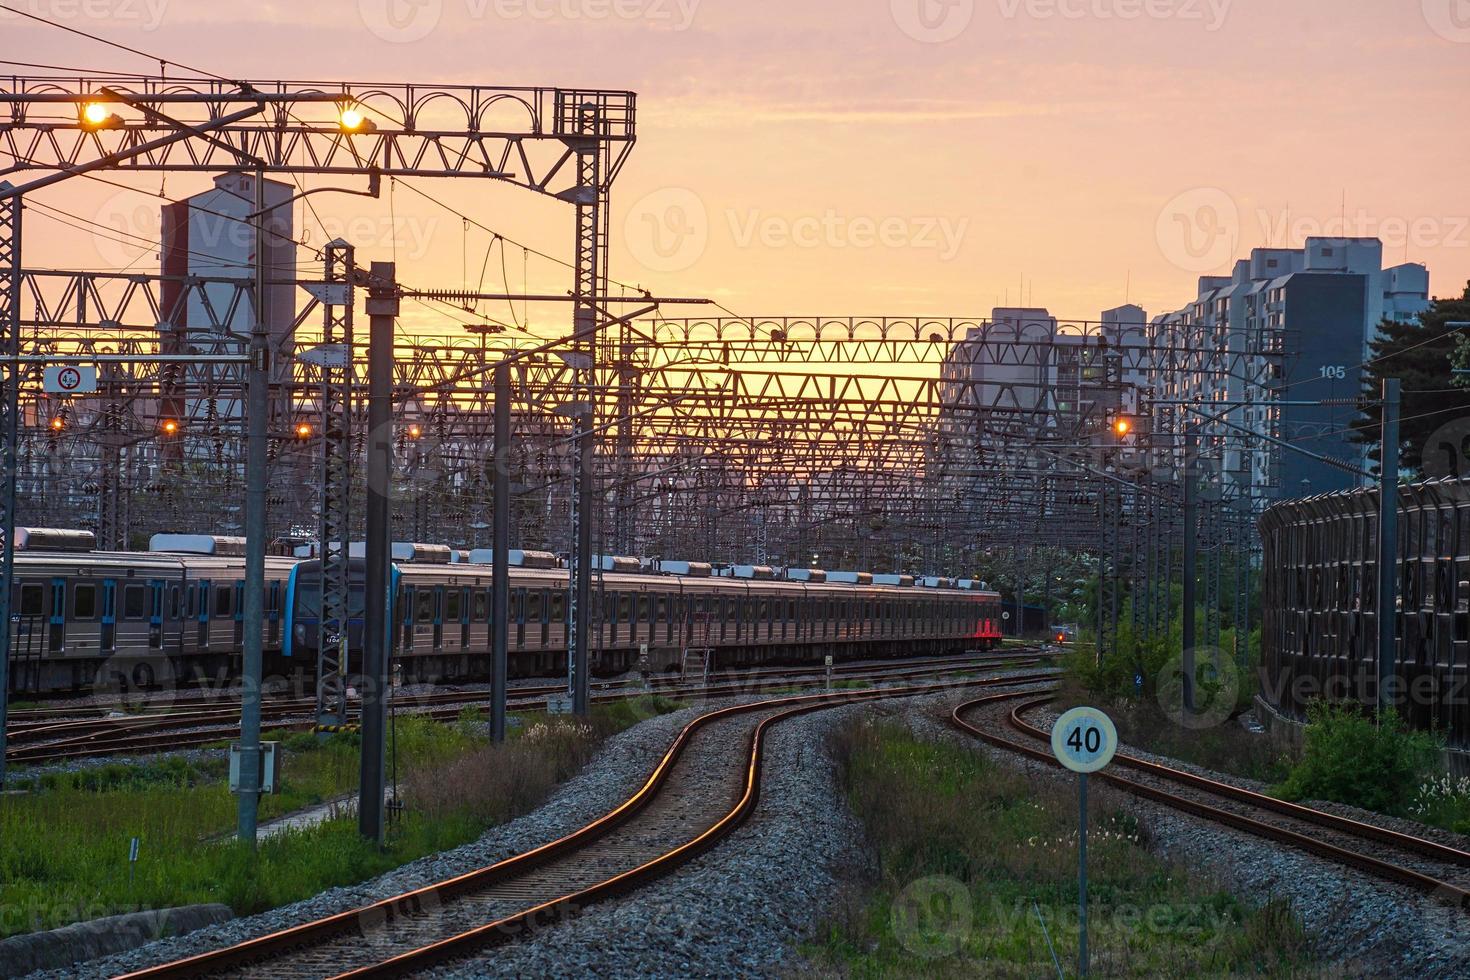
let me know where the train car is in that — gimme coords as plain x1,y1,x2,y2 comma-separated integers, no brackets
283,551,1004,683
4,526,1002,695
4,528,293,694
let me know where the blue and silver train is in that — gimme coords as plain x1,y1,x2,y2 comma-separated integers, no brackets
4,528,1003,694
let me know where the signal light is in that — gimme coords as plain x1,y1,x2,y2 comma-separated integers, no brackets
1112,417,1132,437
79,102,123,130
49,416,65,432
295,422,313,439
161,419,180,436
339,106,376,134
406,424,422,440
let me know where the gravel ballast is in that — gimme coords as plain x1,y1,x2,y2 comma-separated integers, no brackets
918,696,1470,979
17,670,1047,980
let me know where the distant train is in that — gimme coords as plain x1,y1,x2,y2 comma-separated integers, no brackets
3,528,1004,694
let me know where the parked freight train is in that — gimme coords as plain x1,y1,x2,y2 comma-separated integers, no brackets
3,528,1003,694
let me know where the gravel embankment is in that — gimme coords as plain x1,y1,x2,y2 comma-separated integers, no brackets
918,698,1470,979
21,669,1048,980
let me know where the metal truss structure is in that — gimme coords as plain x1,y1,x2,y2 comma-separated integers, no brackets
9,295,1271,657
0,74,1285,724
0,71,638,813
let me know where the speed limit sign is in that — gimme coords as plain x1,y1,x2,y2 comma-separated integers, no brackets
1050,706,1118,773
1051,704,1118,977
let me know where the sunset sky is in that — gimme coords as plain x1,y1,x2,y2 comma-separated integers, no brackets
9,0,1470,333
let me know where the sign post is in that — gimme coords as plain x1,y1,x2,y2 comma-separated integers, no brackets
1050,706,1118,979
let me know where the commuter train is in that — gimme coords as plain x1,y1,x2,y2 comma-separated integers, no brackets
3,528,1004,694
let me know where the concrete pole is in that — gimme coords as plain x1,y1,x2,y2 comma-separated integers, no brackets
359,261,397,846
236,171,268,845
491,362,510,742
1376,378,1401,715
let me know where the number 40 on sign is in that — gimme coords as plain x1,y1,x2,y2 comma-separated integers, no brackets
1050,705,1118,978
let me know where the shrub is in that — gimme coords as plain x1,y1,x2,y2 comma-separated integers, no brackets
1276,702,1437,815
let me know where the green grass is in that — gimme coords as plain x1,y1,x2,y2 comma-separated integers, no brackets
0,696,684,939
803,719,1318,977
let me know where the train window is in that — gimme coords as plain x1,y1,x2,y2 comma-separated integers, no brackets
170,587,180,620
523,591,540,623
446,589,462,622
618,594,632,622
726,597,738,621
512,591,524,623
215,586,232,618
474,590,488,621
74,584,98,619
19,584,43,616
415,589,434,623
550,592,565,623
638,594,650,623
656,595,669,621
758,598,769,622
267,582,279,614
123,585,147,620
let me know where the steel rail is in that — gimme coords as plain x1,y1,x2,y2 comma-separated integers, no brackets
119,670,1055,979
9,655,1054,764
949,691,1470,906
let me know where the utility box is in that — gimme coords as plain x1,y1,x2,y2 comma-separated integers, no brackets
229,741,281,794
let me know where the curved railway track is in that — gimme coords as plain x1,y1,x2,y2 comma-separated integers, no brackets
5,649,1022,723
951,688,1470,910
8,652,1052,766
119,671,1055,979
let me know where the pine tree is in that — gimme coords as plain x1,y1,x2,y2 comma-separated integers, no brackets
1350,281,1470,476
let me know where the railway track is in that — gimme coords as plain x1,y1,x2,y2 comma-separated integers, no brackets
118,670,1055,979
8,652,1052,766
5,649,1023,723
951,688,1470,910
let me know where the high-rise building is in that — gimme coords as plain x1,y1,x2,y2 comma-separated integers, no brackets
1149,237,1429,502
159,173,298,438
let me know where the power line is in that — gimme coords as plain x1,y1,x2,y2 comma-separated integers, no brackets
0,2,227,79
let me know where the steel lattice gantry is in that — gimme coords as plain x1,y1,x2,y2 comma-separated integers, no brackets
0,75,637,734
